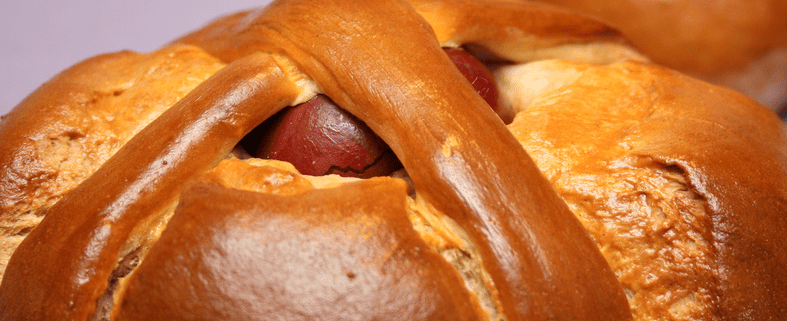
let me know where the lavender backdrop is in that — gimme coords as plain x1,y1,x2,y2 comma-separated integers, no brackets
0,0,274,116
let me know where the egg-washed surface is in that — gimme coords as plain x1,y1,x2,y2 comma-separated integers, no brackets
107,158,501,321
0,45,226,280
0,1,639,319
0,46,785,321
499,59,787,320
527,0,787,112
504,61,716,319
0,0,786,319
165,2,637,320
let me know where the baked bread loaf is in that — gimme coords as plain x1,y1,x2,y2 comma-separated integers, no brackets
526,0,787,114
0,0,785,320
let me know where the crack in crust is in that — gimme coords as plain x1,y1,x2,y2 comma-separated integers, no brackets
501,58,787,320
556,159,715,321
2,1,785,320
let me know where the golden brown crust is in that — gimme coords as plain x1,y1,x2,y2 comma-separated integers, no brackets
500,59,787,319
528,0,787,110
620,63,787,320
0,1,637,320
0,45,225,280
0,0,784,320
0,53,300,320
172,1,634,319
408,0,633,59
531,0,787,73
113,163,483,320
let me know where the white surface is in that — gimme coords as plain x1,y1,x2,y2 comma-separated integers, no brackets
0,0,274,116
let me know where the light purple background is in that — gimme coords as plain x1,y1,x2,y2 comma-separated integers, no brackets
0,0,275,117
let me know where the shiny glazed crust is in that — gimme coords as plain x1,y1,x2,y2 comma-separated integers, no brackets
527,0,787,111
497,59,787,320
0,0,785,320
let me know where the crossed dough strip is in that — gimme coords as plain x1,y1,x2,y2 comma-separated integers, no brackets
0,0,643,320
526,0,787,112
0,53,301,319
4,0,785,320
